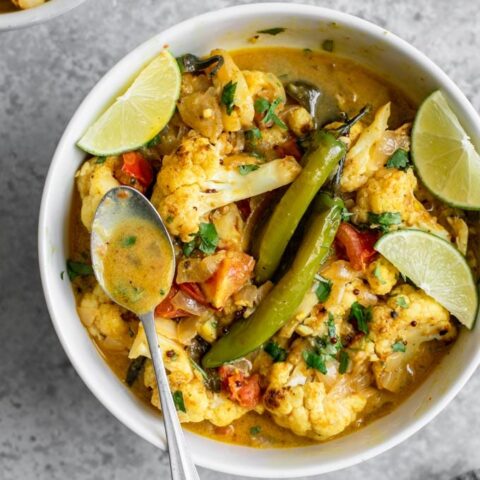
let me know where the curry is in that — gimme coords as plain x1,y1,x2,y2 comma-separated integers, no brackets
100,217,174,315
0,0,47,11
69,46,477,448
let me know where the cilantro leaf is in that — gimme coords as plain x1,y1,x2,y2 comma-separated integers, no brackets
254,97,287,129
349,301,372,334
221,81,237,115
327,312,336,339
392,340,406,352
315,278,332,303
339,350,349,374
95,156,106,164
250,425,262,435
396,296,408,309
303,350,327,374
257,27,286,35
368,212,402,232
66,260,93,281
386,148,410,170
182,223,219,256
145,132,162,148
264,341,287,363
120,235,137,247
245,127,262,146
239,164,260,176
173,390,186,413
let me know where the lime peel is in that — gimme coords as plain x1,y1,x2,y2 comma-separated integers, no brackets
77,50,181,156
411,90,480,210
375,229,478,329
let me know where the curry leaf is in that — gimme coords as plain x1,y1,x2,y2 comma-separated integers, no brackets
257,27,286,36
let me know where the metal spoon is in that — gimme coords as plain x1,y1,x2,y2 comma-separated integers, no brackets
91,186,200,480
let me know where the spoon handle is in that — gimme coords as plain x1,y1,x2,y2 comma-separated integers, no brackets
140,312,200,480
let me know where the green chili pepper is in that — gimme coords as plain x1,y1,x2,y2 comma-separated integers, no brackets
202,197,343,368
254,130,346,283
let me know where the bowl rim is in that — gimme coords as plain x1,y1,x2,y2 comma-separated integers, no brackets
0,0,87,31
38,3,480,477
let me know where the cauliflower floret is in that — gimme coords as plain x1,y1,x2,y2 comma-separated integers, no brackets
447,216,469,255
76,157,120,231
12,0,45,8
151,132,301,241
263,340,367,440
251,125,290,160
210,49,255,131
211,204,245,251
243,70,286,105
365,257,399,295
285,106,314,137
353,167,450,239
370,284,457,392
340,103,391,192
143,362,249,426
129,321,193,385
77,284,133,352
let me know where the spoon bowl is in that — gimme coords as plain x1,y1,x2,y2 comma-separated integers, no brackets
91,186,175,315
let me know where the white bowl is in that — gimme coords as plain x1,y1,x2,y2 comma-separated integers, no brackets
38,3,480,478
0,0,86,31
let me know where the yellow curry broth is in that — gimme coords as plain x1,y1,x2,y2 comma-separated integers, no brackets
101,217,173,314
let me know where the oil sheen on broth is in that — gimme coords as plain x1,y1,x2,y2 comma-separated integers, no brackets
102,218,173,315
71,47,450,449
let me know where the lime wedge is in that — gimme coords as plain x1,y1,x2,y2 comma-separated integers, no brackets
411,90,480,210
78,50,181,156
375,229,478,328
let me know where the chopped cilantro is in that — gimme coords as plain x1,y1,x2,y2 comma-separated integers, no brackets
339,350,349,374
120,235,137,247
221,81,237,115
392,340,406,352
159,289,165,296
315,278,332,303
250,425,262,435
166,215,174,224
349,302,372,334
257,27,286,35
303,48,313,54
374,264,386,284
173,391,186,413
254,97,287,129
125,356,146,387
368,212,402,232
182,223,219,256
386,148,410,170
239,164,260,176
303,350,327,374
264,341,287,362
95,156,106,164
60,271,65,280
341,207,353,222
245,127,262,144
66,260,93,281
396,296,408,309
322,39,335,52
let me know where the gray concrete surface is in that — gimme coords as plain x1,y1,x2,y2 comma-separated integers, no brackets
1,0,480,479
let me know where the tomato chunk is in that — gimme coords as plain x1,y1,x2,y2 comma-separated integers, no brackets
336,222,378,270
178,282,209,306
121,151,154,190
154,286,187,318
218,366,261,409
201,251,255,308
